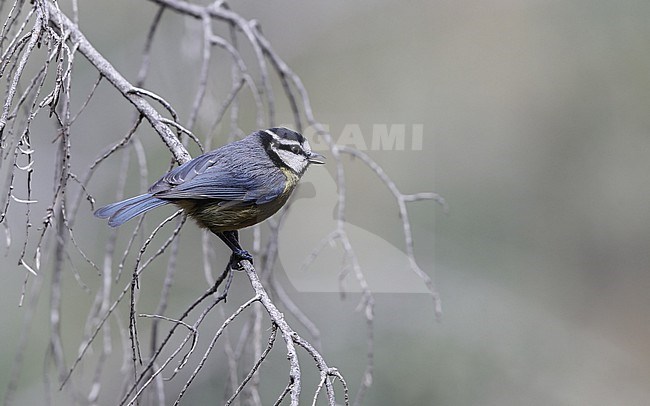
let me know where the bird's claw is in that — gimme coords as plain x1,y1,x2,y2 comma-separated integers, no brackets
228,249,253,270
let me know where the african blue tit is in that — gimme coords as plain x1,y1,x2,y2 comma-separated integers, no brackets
95,127,325,264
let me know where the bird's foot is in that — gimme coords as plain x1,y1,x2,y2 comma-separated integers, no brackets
228,249,253,271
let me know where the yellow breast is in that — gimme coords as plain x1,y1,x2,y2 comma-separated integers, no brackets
280,166,300,194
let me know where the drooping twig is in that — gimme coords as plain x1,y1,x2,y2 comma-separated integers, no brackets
46,3,191,165
1,2,443,405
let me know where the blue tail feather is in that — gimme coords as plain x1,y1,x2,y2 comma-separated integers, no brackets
94,193,168,227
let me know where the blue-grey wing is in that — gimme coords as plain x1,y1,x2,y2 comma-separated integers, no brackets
151,160,285,205
148,152,219,194
148,135,285,204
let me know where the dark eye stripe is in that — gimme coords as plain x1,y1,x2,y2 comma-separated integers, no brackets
279,144,305,156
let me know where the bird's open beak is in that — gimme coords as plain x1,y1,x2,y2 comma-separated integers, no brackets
308,152,326,165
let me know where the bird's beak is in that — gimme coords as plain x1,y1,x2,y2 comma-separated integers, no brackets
308,152,326,165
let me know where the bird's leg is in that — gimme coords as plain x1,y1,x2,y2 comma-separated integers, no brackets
215,230,253,268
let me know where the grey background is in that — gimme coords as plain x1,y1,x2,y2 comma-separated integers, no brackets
2,1,650,405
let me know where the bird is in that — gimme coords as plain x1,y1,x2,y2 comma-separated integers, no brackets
95,127,325,266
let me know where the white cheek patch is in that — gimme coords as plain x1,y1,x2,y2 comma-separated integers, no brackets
277,149,309,174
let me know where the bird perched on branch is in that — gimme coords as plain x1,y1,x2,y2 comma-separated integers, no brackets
95,127,325,266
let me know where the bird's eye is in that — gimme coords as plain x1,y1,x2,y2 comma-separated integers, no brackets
290,145,302,155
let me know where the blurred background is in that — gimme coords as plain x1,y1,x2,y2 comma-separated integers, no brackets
3,0,650,405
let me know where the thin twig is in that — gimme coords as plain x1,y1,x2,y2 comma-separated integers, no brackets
1,2,443,405
173,294,261,406
46,4,191,164
225,323,278,406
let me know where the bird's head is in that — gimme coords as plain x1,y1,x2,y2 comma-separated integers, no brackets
259,127,325,175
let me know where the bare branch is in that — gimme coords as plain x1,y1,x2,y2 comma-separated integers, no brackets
0,2,442,405
46,3,191,164
173,294,261,405
338,145,446,317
